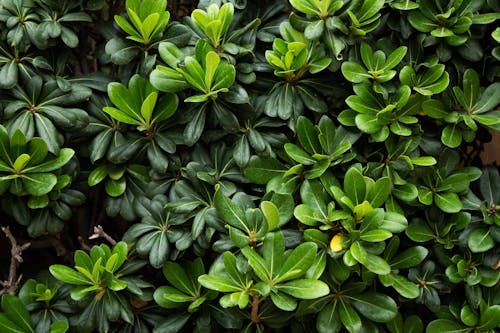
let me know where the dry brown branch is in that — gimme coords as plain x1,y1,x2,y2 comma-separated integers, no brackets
89,225,117,246
0,226,31,295
78,236,91,251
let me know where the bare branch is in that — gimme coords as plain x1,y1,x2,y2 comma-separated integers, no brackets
89,225,117,246
0,226,31,295
78,236,91,251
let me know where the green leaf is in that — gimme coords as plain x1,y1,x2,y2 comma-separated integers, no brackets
341,62,370,83
163,262,196,296
434,192,462,213
183,106,206,146
153,313,191,333
262,231,285,280
284,143,315,165
366,177,391,208
244,157,286,185
479,305,500,330
351,292,398,322
460,305,478,327
161,286,193,303
406,219,434,242
0,61,18,89
339,300,362,333
294,204,320,226
261,201,279,231
277,242,317,282
198,275,240,292
300,179,328,218
379,273,419,299
13,154,30,172
150,66,190,92
277,279,329,299
214,189,249,233
0,313,24,333
473,83,500,114
383,46,407,71
344,166,366,204
22,173,58,196
426,319,467,333
363,253,391,275
49,265,90,285
304,20,325,40
204,51,220,89
317,302,341,333
49,321,68,333
241,247,270,282
360,229,392,242
289,0,319,15
467,228,495,253
441,125,462,148
410,156,437,166
26,148,74,173
390,246,428,269
296,116,321,154
1,295,34,333
350,241,368,264
480,167,500,203
105,178,126,197
270,292,297,311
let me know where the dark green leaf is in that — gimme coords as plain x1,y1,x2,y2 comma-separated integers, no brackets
391,246,428,269
426,319,467,333
214,189,249,233
350,292,398,322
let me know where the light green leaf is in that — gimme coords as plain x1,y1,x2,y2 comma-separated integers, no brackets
261,201,279,231
198,275,241,292
277,279,329,299
49,265,90,285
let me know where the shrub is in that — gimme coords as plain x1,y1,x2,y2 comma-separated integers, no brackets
0,0,499,332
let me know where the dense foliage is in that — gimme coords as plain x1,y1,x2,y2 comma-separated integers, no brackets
0,0,499,332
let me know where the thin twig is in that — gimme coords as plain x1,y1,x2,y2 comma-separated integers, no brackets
78,236,91,251
0,226,31,295
89,225,117,246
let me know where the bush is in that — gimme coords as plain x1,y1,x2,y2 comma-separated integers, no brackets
0,0,499,332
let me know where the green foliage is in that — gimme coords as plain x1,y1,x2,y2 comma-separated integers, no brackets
0,0,499,333
49,242,152,333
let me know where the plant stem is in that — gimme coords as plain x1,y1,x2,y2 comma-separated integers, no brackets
251,295,261,324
